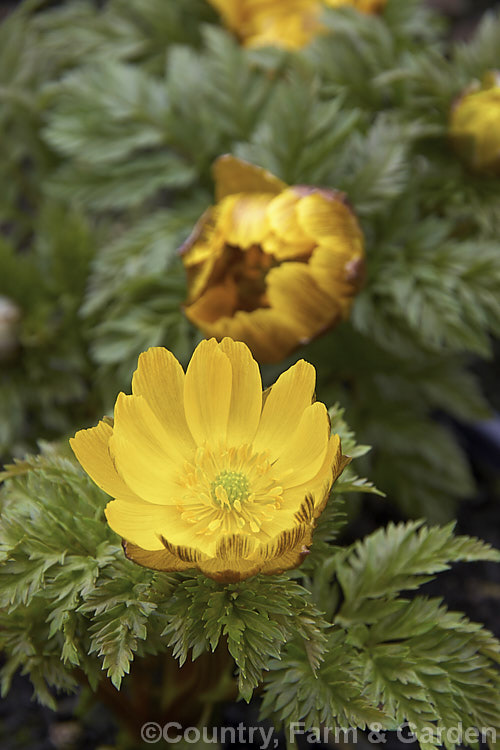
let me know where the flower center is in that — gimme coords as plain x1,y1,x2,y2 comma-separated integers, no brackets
210,470,250,509
178,445,284,545
225,245,275,312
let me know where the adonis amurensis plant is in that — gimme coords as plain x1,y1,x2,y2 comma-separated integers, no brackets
1,0,500,747
2,341,500,747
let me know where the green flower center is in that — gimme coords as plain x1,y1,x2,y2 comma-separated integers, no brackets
211,470,250,508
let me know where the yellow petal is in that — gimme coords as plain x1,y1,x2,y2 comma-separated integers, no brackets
123,541,196,572
282,433,349,515
325,0,385,11
309,242,360,281
266,189,313,243
230,308,300,364
132,347,196,460
273,401,330,487
261,232,315,260
216,533,259,560
161,537,205,564
70,420,139,502
196,534,261,582
180,207,227,302
109,393,184,504
124,503,220,556
220,193,272,249
316,433,349,488
213,155,286,202
242,0,322,50
198,556,263,583
193,308,300,364
179,208,217,265
208,0,322,50
218,337,263,445
184,277,238,325
267,262,339,339
257,498,310,538
253,358,316,460
308,242,365,315
183,338,232,446
296,191,361,242
259,524,313,575
105,498,172,550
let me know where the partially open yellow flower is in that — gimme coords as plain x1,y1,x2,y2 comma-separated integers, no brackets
70,339,348,582
449,72,500,175
181,156,365,364
206,0,386,49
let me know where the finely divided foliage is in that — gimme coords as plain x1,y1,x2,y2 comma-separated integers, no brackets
1,434,500,744
262,524,500,749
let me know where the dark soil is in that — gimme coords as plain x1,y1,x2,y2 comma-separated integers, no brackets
428,0,500,38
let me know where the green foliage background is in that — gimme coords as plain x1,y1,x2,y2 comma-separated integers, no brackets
1,0,500,747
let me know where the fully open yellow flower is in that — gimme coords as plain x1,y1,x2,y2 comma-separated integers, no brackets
206,0,385,50
70,339,348,582
449,72,500,175
181,156,365,364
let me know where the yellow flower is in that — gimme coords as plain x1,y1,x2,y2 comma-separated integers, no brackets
206,0,322,50
449,72,500,175
324,0,386,12
70,339,349,583
181,156,365,364
206,0,386,50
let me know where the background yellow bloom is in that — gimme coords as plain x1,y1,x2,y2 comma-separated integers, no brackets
181,156,364,363
449,72,500,175
324,0,386,12
206,0,322,49
206,0,385,50
70,339,348,583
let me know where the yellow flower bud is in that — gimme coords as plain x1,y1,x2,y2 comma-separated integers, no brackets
449,72,500,175
181,156,365,364
70,339,349,582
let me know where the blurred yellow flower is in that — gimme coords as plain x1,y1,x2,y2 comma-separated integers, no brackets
206,0,321,49
71,339,349,582
325,0,386,12
206,0,385,49
181,156,365,363
449,72,500,175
